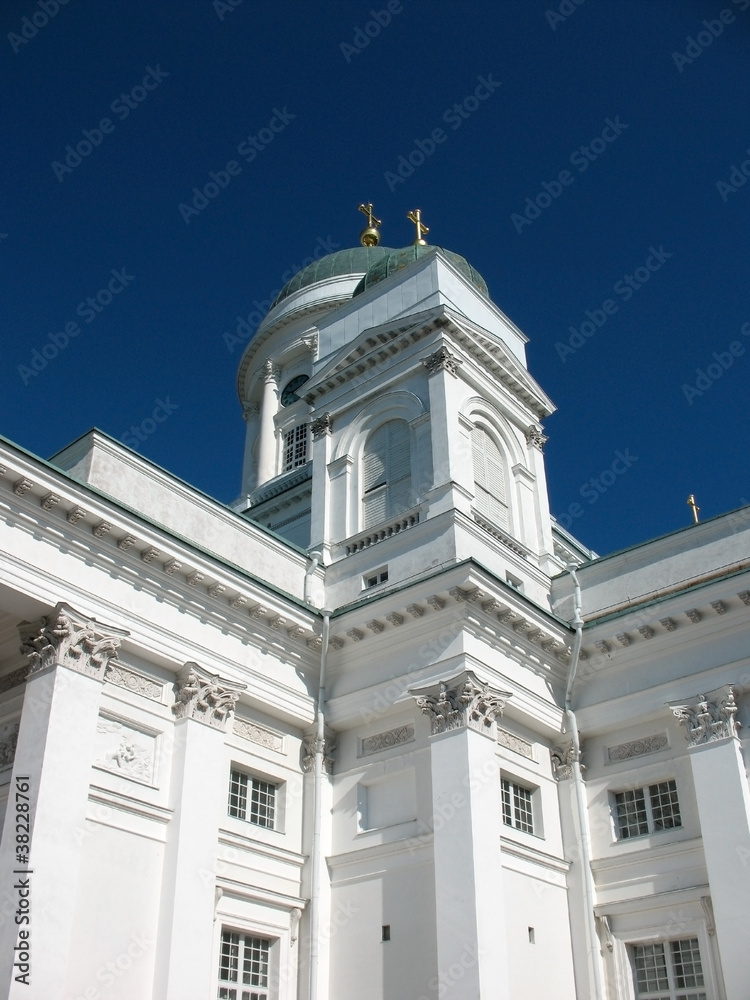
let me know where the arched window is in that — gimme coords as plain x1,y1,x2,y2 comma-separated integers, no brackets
363,420,412,527
471,426,509,530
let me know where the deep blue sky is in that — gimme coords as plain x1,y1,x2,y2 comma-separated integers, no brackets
2,0,749,557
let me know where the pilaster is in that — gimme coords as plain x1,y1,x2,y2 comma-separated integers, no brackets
154,663,245,1000
670,686,750,1000
309,413,332,556
421,347,472,517
0,604,126,999
411,670,512,1000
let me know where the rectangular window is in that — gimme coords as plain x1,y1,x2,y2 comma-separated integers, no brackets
218,929,271,1000
228,770,276,829
364,567,389,588
501,778,534,834
614,780,681,840
282,425,308,472
631,938,706,1000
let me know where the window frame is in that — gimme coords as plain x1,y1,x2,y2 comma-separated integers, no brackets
500,776,537,835
629,936,707,1000
470,424,511,532
281,423,309,473
217,927,275,1000
361,419,413,529
227,767,281,832
612,778,682,841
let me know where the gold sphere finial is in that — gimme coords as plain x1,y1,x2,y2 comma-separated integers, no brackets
358,203,381,247
407,208,429,246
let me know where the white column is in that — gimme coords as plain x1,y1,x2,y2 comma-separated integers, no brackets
154,663,245,1000
257,360,279,486
672,687,750,1000
0,604,125,1000
308,413,332,557
411,670,512,1000
241,402,261,494
421,346,473,517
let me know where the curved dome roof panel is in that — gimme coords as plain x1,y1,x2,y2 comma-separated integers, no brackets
271,245,397,308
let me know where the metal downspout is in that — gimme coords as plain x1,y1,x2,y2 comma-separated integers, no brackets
564,566,606,1000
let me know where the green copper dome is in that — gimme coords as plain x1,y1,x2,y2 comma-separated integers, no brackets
352,245,490,298
271,245,397,308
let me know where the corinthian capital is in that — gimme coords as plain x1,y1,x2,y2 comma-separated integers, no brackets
262,359,279,385
670,686,740,746
19,603,127,681
172,662,246,730
410,670,511,737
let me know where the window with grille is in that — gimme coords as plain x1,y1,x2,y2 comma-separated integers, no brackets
631,938,706,1000
362,420,412,528
218,930,271,1000
228,770,276,829
471,427,509,530
614,780,681,840
282,424,308,472
501,778,534,834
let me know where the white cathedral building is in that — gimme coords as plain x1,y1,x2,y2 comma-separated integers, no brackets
0,210,748,1000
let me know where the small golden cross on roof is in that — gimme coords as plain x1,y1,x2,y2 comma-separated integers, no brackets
687,494,700,524
358,203,381,228
407,209,429,245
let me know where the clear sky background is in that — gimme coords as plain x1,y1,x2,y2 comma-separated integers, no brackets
2,0,749,557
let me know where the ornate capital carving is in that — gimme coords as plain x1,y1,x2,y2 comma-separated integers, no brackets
302,731,337,773
525,425,548,451
421,346,463,378
411,670,511,737
670,686,740,746
19,603,126,681
243,402,260,421
301,333,318,355
310,413,332,438
262,359,278,385
172,662,246,730
551,740,582,781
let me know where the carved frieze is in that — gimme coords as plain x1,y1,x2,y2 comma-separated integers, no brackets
67,506,88,524
13,478,33,497
141,547,160,563
0,667,30,694
164,559,182,575
104,662,163,701
117,534,137,551
19,603,125,681
172,662,245,730
496,727,533,759
94,717,155,784
360,724,415,756
671,686,740,746
92,521,111,538
411,671,511,737
607,733,668,763
41,492,60,511
0,722,20,771
233,717,284,752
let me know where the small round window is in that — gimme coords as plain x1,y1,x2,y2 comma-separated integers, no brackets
280,374,309,406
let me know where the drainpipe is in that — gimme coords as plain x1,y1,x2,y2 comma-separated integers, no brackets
309,608,330,1000
564,566,605,1000
305,551,322,606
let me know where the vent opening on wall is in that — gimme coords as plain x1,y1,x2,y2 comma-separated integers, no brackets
382,925,391,942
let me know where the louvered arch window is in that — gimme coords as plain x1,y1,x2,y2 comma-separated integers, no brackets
362,420,412,528
471,426,509,530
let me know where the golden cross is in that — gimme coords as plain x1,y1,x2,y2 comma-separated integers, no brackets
358,203,381,228
407,209,429,245
687,494,700,524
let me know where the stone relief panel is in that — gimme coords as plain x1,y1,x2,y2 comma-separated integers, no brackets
233,717,285,753
93,716,157,785
496,728,533,759
606,733,668,763
359,724,415,757
104,662,163,702
0,721,20,771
